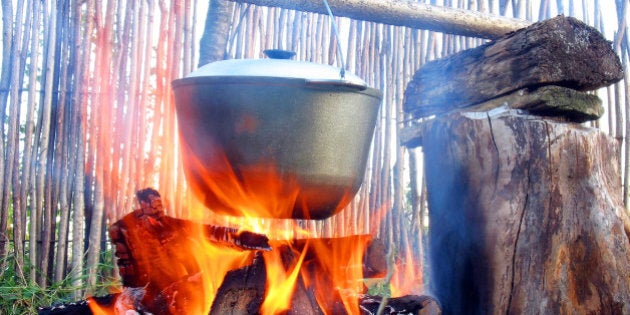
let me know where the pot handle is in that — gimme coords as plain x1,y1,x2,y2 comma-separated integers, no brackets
304,79,368,91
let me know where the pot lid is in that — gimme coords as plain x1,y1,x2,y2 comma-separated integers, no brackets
186,50,368,87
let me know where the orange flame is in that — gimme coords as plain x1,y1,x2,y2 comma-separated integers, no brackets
390,245,424,297
86,297,115,314
302,235,371,315
261,241,310,313
89,153,382,314
179,139,303,219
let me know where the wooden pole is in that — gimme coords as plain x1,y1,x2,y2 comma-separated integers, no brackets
198,0,234,66
226,0,531,39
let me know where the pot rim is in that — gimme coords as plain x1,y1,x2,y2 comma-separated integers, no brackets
171,75,383,99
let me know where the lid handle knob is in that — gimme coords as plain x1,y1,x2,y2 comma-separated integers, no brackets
263,49,296,60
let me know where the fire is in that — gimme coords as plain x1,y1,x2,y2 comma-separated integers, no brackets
260,241,309,313
301,235,371,315
180,138,304,220
89,162,381,314
88,99,422,314
390,243,424,297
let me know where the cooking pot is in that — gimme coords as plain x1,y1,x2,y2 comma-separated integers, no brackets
172,50,381,220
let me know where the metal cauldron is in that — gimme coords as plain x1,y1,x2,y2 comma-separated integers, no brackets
172,51,381,220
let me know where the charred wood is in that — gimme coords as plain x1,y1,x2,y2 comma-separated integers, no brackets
210,252,267,315
358,294,441,315
210,244,438,314
40,189,402,314
37,295,116,315
108,188,267,314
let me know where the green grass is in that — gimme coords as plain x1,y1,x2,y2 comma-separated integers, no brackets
0,252,119,314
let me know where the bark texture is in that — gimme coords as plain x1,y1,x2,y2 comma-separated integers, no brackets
404,15,624,118
198,0,233,66
422,110,630,314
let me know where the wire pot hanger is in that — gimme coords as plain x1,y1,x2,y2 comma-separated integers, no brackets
322,0,346,79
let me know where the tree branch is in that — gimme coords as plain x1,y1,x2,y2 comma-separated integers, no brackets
226,0,531,39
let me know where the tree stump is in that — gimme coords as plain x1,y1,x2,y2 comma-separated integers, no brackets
421,109,630,314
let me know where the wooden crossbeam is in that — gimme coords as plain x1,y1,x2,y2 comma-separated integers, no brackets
227,0,531,39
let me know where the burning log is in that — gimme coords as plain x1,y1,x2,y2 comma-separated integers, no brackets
209,252,267,314
106,188,270,313
37,295,117,315
109,188,270,288
210,236,389,314
210,248,440,315
40,188,437,314
37,188,271,314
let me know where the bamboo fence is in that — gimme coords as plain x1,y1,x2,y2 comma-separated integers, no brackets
0,0,627,300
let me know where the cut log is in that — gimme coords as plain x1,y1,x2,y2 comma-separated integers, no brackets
422,109,630,314
227,0,530,39
403,15,624,118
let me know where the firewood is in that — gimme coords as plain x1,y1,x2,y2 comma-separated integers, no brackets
287,236,388,278
210,252,267,315
41,190,393,314
37,295,114,315
106,188,269,313
358,294,441,315
109,188,269,288
403,15,623,119
37,289,149,315
210,246,436,314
